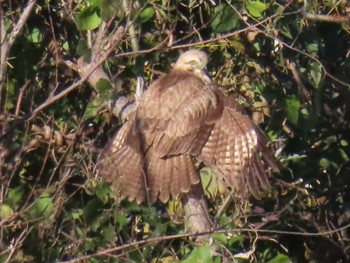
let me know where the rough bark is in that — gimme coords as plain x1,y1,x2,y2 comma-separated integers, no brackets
182,183,212,237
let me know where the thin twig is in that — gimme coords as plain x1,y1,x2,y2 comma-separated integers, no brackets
58,222,350,263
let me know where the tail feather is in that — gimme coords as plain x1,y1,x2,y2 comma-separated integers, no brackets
144,149,199,204
171,155,181,197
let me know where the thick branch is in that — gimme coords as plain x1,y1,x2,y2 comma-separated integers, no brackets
182,183,212,235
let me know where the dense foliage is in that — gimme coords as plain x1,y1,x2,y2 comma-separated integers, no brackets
1,0,349,262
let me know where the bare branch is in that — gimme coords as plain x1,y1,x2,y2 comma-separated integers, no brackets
8,0,37,47
0,0,37,84
303,12,350,24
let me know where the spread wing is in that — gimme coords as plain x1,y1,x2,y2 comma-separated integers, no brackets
135,71,221,157
96,114,146,204
199,90,279,199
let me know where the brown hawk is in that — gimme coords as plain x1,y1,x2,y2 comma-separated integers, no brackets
97,50,279,204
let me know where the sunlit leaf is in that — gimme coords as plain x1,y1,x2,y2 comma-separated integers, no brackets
200,167,225,198
267,253,292,263
29,196,54,219
77,6,102,30
246,0,268,18
181,246,213,263
167,198,184,224
139,7,155,23
212,233,227,244
30,28,42,43
284,95,300,125
5,101,14,110
0,204,13,219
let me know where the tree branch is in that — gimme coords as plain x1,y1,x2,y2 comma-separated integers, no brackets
0,26,125,141
0,0,37,85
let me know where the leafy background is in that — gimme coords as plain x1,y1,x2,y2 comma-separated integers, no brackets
0,0,350,262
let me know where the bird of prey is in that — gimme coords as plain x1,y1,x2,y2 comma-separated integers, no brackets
97,50,279,204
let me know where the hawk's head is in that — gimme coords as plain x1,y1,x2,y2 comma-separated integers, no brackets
173,49,210,82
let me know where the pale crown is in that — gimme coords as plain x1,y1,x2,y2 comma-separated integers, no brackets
173,50,208,71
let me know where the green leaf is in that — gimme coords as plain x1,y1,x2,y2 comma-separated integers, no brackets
77,6,102,31
212,233,227,244
211,4,239,33
30,28,42,43
83,198,104,224
7,185,25,207
228,234,244,246
200,167,225,197
181,246,213,263
96,78,113,99
0,204,13,219
284,95,300,125
279,24,293,39
5,101,14,110
114,211,129,229
29,196,54,219
76,40,91,60
227,37,246,52
97,0,117,21
310,62,322,88
95,182,113,203
102,225,115,242
246,0,268,18
319,158,338,171
129,250,143,262
306,42,319,56
123,200,142,213
139,7,155,24
267,253,292,263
